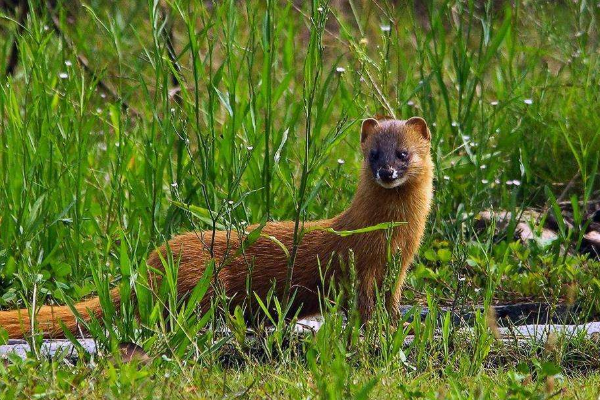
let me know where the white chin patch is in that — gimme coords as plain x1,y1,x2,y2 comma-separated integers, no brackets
376,176,408,189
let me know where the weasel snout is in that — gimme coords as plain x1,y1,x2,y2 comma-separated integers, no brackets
376,166,407,188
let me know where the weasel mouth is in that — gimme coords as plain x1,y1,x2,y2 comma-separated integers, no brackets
376,176,407,188
375,168,407,188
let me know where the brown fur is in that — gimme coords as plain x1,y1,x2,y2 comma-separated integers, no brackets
0,117,434,338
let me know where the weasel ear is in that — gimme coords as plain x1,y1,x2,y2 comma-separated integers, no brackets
406,116,431,141
361,118,379,143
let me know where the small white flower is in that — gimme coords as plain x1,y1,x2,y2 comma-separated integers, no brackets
494,179,500,185
524,98,533,105
451,121,459,127
407,100,415,106
59,72,68,79
337,158,345,165
380,25,391,32
512,180,521,186
490,100,499,106
481,179,489,184
480,165,486,169
336,67,345,73
171,182,178,188
317,6,323,12
228,200,234,205
100,93,107,99
506,180,514,186
65,60,72,67
247,146,253,151
443,175,450,181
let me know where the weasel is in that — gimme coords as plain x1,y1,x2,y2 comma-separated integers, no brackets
1,116,434,338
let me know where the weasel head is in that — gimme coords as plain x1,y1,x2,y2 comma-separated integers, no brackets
360,116,431,189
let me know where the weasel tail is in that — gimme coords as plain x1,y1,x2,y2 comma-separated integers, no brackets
0,289,120,338
1,116,434,339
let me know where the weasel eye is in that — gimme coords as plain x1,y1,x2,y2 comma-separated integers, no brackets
369,150,379,161
396,150,409,161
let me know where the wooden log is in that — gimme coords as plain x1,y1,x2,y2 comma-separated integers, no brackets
398,303,584,327
0,339,97,361
3,319,600,361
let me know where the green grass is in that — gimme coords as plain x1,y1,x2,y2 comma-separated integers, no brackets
1,0,600,398
3,357,600,399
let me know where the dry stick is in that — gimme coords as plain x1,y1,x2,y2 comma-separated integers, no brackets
556,171,581,204
3,0,29,77
160,2,182,105
535,171,581,226
46,3,142,118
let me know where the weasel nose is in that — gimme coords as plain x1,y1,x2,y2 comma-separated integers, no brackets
378,168,397,182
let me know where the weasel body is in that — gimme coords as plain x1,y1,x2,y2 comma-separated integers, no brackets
1,117,433,338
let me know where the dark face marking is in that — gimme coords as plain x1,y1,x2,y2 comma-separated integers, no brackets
367,131,411,187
